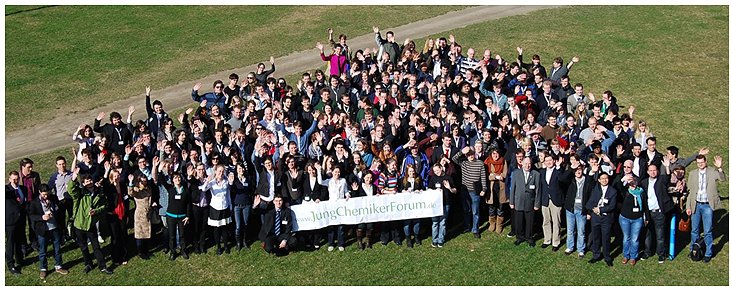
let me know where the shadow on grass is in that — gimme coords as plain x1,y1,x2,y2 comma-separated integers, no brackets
5,5,57,16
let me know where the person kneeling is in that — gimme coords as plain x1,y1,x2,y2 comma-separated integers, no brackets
259,195,296,256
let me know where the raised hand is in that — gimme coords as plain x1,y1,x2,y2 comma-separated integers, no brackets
200,99,208,108
588,93,596,102
181,150,189,161
449,34,455,44
193,82,202,91
698,147,709,156
269,56,275,64
128,174,135,183
315,42,324,51
662,155,671,167
628,105,635,116
152,156,160,167
462,146,471,154
616,144,625,156
124,145,132,155
97,153,105,165
516,47,523,55
104,161,111,172
572,56,580,63
128,105,135,116
145,86,151,96
328,27,333,35
372,26,379,33
185,107,194,115
96,111,105,121
714,155,723,168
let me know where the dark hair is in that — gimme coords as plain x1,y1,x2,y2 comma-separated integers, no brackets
696,154,707,162
666,146,679,156
229,73,239,80
19,158,34,168
38,184,51,193
213,80,224,88
152,100,163,108
109,112,122,121
646,137,657,144
55,156,66,163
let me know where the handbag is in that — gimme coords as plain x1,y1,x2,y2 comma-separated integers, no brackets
678,202,690,233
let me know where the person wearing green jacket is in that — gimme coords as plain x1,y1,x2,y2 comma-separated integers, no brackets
68,168,113,275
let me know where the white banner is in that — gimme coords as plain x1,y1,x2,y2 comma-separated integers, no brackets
290,189,444,231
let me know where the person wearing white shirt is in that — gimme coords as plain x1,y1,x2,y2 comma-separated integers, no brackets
316,165,348,252
199,165,234,255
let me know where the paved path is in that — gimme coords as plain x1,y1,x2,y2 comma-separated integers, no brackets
5,5,557,162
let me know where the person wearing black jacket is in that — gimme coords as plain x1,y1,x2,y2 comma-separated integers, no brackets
102,169,129,265
160,172,192,260
28,185,69,278
619,178,650,266
586,172,617,267
428,163,456,248
188,163,211,254
258,195,296,256
350,171,378,250
561,165,595,257
6,171,28,275
300,162,326,249
93,111,133,156
639,164,674,263
145,86,169,139
231,163,254,250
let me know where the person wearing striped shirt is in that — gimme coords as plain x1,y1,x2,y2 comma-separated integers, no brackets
452,146,487,238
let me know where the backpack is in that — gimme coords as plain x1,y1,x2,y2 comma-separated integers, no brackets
689,237,705,261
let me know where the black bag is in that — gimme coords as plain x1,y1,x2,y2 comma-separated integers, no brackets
689,237,705,261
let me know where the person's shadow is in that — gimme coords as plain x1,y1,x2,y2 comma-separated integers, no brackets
711,209,728,257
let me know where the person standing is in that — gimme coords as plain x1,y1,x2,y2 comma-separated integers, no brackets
47,156,74,243
586,172,617,267
6,171,29,275
539,154,565,251
639,164,674,263
618,178,648,266
199,165,235,255
29,185,70,279
128,173,154,261
452,146,487,239
69,169,113,274
484,148,508,234
429,163,456,248
509,157,541,247
686,155,725,263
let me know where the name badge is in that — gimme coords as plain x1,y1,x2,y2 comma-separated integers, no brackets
277,182,282,186
175,195,182,200
529,185,536,190
632,208,640,212
292,188,298,192
304,196,311,201
118,141,124,145
123,195,129,201
436,183,442,188
602,199,609,203
242,183,249,186
575,198,582,203
282,220,288,225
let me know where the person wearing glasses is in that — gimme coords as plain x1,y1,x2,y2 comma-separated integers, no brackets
191,80,227,112
254,56,275,85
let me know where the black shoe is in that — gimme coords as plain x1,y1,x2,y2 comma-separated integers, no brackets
514,239,523,246
588,257,601,264
84,265,93,274
163,247,169,254
703,256,712,263
367,243,373,249
406,240,414,248
225,246,231,254
8,267,21,275
100,268,114,275
216,247,224,256
605,260,614,267
640,254,650,260
507,231,516,238
528,241,536,247
380,241,388,246
473,233,481,239
169,252,176,261
552,246,559,252
181,250,189,259
415,239,422,246
541,243,550,249
359,243,366,250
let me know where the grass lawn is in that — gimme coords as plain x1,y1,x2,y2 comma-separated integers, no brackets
4,5,463,132
4,5,729,286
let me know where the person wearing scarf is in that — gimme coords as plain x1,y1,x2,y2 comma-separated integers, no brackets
619,179,650,266
484,148,508,234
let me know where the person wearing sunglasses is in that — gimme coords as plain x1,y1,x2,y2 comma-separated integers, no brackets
191,80,227,113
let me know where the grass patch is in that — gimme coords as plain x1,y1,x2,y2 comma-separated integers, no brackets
4,5,463,133
4,5,729,286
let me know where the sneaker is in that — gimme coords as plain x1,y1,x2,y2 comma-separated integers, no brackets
431,242,437,248
640,254,649,261
98,235,104,244
338,246,345,252
473,233,481,239
658,256,665,264
55,268,69,275
564,249,573,255
40,270,47,280
703,256,712,263
578,252,585,258
506,231,516,238
437,243,444,248
327,246,334,252
100,268,114,275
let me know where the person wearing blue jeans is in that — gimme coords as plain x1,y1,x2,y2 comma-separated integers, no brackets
686,154,725,263
232,163,253,251
562,165,594,257
429,163,455,247
618,178,648,265
452,147,487,239
29,185,69,279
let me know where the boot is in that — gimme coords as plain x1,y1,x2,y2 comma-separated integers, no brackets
488,216,497,232
496,216,505,234
365,229,373,249
236,235,242,251
356,229,365,250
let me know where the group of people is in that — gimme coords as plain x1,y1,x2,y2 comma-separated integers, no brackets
6,25,726,280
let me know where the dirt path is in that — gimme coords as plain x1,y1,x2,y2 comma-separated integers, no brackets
5,5,557,162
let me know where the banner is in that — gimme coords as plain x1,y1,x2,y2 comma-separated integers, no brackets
290,189,444,231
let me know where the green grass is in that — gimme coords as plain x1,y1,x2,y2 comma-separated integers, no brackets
4,5,463,132
4,5,729,286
